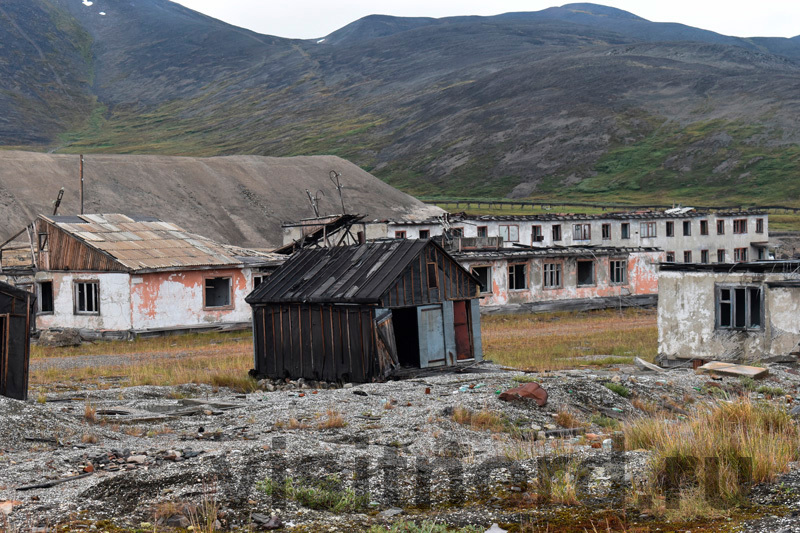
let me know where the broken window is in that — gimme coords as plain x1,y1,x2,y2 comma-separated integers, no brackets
756,218,764,234
733,219,748,234
476,226,487,238
716,286,762,330
499,225,518,242
253,275,265,290
683,250,692,263
734,247,748,262
577,260,594,286
451,227,464,237
610,259,626,284
543,263,561,288
426,262,439,289
717,249,726,263
508,263,527,290
74,281,99,315
38,281,54,314
666,221,674,237
419,229,430,239
602,223,611,240
717,220,725,235
573,223,591,240
640,222,656,238
665,251,675,262
395,230,407,239
620,223,630,239
552,224,562,241
532,225,543,242
683,221,692,236
204,277,231,308
700,220,709,235
471,266,491,294
700,250,709,263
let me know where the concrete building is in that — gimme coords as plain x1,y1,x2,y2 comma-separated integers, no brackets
658,261,800,364
375,209,769,264
1,214,284,338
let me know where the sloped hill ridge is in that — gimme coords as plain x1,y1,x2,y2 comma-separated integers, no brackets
0,151,442,248
2,1,800,203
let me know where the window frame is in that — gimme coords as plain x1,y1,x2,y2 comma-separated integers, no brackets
734,247,748,262
531,225,543,243
715,284,763,331
572,223,591,241
620,222,630,240
552,224,562,241
683,250,692,263
394,230,407,239
426,262,439,289
700,250,709,264
470,265,492,295
73,280,100,315
576,260,595,287
640,221,657,238
700,220,709,235
716,220,726,235
203,276,233,310
418,229,430,239
609,259,627,285
666,221,674,237
253,275,265,290
475,226,487,238
601,223,611,240
499,224,519,242
665,251,675,263
756,218,764,234
450,227,464,238
38,280,54,315
542,262,562,289
717,249,726,263
733,219,748,234
507,262,528,291
683,220,692,236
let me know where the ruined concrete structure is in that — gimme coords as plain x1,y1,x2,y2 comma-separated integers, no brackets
658,261,800,363
247,240,482,382
1,214,284,338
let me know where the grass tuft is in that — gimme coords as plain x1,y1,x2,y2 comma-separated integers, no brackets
603,382,631,398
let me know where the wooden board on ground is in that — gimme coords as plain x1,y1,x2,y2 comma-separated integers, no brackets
698,361,768,379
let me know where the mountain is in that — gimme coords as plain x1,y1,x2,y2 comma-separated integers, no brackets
2,1,800,205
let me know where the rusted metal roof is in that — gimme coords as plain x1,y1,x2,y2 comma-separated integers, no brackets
41,214,283,272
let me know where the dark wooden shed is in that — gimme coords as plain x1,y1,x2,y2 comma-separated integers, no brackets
0,280,35,400
246,240,483,382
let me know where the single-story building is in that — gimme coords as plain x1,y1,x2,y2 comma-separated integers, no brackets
658,261,800,364
0,281,35,400
246,239,483,382
1,214,284,338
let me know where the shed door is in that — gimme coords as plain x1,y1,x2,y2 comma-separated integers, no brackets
417,304,446,368
453,300,473,360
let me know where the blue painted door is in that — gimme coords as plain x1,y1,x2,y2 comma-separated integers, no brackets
417,304,446,368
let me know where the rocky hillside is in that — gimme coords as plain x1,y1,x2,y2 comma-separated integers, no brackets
2,1,800,204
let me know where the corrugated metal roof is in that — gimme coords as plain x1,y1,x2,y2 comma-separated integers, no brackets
43,214,284,272
247,240,436,305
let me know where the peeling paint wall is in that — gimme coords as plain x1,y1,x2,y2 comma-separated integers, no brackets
658,270,800,362
460,251,661,307
34,272,132,331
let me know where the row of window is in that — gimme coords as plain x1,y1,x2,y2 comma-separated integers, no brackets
470,259,627,293
665,248,757,263
33,275,266,315
400,218,764,243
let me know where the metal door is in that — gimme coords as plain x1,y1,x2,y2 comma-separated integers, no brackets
417,304,446,368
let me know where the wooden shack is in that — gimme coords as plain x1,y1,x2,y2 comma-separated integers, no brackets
0,280,35,400
246,240,483,382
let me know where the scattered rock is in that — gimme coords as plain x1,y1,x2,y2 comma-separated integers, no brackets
380,507,403,517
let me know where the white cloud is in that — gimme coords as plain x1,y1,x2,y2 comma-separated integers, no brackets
82,0,93,6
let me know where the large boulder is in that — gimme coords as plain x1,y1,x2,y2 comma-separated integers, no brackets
37,328,82,347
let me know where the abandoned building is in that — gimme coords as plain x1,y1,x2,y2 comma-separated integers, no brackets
451,245,663,313
246,239,483,382
0,280,35,400
370,209,769,263
0,214,284,338
658,261,800,364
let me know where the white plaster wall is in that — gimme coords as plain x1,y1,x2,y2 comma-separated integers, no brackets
36,272,132,331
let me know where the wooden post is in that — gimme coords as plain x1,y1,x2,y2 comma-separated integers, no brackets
79,154,84,215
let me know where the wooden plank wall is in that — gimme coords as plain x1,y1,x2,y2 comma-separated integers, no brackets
37,220,125,272
253,303,377,382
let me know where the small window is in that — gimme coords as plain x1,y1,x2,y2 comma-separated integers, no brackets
476,226,487,238
543,263,561,289
717,249,726,263
471,266,491,294
427,262,439,289
665,251,675,263
756,218,764,234
734,247,748,262
601,223,611,240
610,259,626,284
733,219,747,234
700,220,709,235
451,227,463,238
683,251,692,263
758,247,766,260
717,220,725,235
640,222,657,238
577,260,594,286
666,221,674,237
205,277,232,308
552,224,562,241
394,230,407,239
532,225,543,242
253,275,265,289
716,285,762,330
39,281,54,314
700,250,709,263
419,229,430,239
683,221,692,236
499,225,519,242
74,281,99,315
508,263,527,290
621,223,630,239
573,223,591,240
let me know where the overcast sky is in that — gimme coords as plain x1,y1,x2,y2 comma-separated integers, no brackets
171,1,800,40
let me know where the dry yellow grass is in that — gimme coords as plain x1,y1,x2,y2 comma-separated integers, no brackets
452,406,511,433
482,308,657,371
317,409,346,429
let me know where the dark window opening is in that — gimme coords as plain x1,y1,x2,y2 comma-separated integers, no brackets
205,277,231,308
532,225,543,242
700,250,709,263
665,251,675,263
610,260,626,284
426,262,439,289
419,229,430,239
395,230,407,239
253,275,265,289
543,263,561,288
508,263,527,290
717,286,762,330
39,281,54,313
666,221,674,237
756,218,764,234
471,266,491,294
74,281,99,315
733,219,748,234
577,261,594,286
700,220,709,235
621,223,630,239
602,224,611,240
683,221,692,236
734,248,748,262
683,250,692,263
476,226,487,238
451,227,464,238
552,224,562,241
717,220,725,235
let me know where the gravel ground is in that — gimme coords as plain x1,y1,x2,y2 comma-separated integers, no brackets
2,362,800,531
